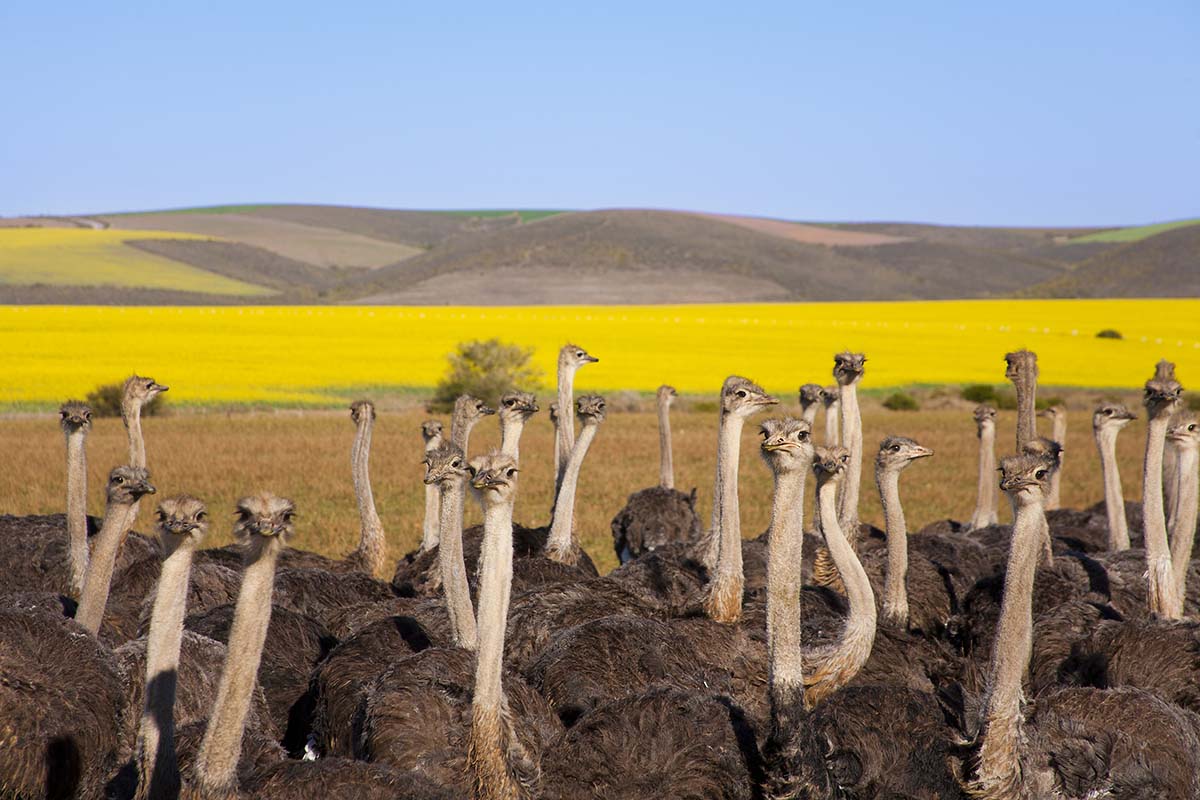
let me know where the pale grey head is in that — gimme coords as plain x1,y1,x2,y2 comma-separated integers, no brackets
832,352,866,385
759,417,814,474
156,495,209,541
1092,401,1136,432
423,442,470,485
59,400,93,433
876,435,933,472
107,466,156,504
349,399,376,424
719,376,778,418
233,493,296,541
498,390,539,423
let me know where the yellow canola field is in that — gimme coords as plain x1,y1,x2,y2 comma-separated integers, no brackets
2,300,1197,407
0,228,271,296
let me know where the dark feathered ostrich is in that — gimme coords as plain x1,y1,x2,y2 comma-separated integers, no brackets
610,385,702,564
959,453,1200,800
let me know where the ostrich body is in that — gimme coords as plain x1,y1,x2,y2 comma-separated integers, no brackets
962,453,1200,800
554,343,598,497
420,419,445,552
545,395,606,566
498,390,539,460
797,383,823,429
1142,372,1185,618
451,394,496,457
61,400,93,597
75,466,157,635
968,405,999,530
821,385,840,446
1094,402,1136,551
833,352,866,539
1038,404,1067,510
610,385,701,564
1168,413,1199,599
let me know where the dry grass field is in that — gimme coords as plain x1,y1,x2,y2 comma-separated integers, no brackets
0,401,1149,576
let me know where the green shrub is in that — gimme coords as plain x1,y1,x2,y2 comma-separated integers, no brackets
994,389,1018,410
961,384,997,403
1188,394,1200,412
1036,395,1066,411
689,400,720,414
429,339,543,413
1096,329,1123,340
85,382,167,418
882,392,919,411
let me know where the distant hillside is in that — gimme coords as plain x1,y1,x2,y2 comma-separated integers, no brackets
1,204,1193,304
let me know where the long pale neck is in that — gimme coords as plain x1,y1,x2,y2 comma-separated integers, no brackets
703,413,746,623
194,536,283,796
805,479,876,705
546,422,598,564
65,429,89,598
451,412,475,456
658,400,674,490
876,468,909,628
800,403,818,427
421,435,442,552
1143,415,1182,618
349,418,385,575
767,469,807,697
969,423,998,530
555,364,577,494
499,416,526,460
1014,379,1036,451
1096,427,1131,550
1045,417,1066,510
836,383,862,539
136,535,200,800
124,402,147,469
970,493,1041,799
75,500,138,635
1165,441,1181,530
1169,446,1198,601
439,478,478,650
824,400,840,446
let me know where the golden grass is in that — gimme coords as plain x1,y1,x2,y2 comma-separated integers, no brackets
0,229,271,295
2,300,1198,408
0,403,1149,576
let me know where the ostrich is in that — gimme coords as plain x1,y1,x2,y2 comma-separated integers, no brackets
821,385,840,446
1005,349,1038,451
797,383,824,428
610,385,701,563
968,405,999,530
554,343,599,496
420,419,445,552
545,395,606,566
1093,402,1137,551
498,390,539,460
426,442,478,649
122,374,169,469
1038,404,1067,510
833,352,866,540
1168,413,1199,599
451,394,496,457
1142,370,1185,618
75,466,157,635
702,376,779,622
960,453,1200,800
61,399,93,597
344,399,387,575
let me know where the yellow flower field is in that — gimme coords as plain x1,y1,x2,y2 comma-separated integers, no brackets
0,228,270,296
1,300,1197,407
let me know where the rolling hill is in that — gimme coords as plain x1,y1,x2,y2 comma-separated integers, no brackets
0,205,1195,304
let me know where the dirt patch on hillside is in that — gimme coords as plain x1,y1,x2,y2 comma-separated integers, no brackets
697,213,910,246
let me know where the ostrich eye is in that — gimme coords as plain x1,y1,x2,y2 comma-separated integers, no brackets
114,475,125,484
798,431,809,441
736,390,747,398
506,468,517,478
1190,424,1197,432
1104,409,1112,415
576,351,584,358
1035,470,1047,479
196,511,207,521
451,458,462,468
157,510,167,520
891,444,901,452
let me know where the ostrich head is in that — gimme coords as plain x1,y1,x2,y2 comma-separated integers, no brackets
576,394,607,426
498,391,539,424
59,400,93,433
798,383,824,409
122,374,168,408
1168,413,1200,451
106,466,156,504
1003,350,1038,384
812,445,850,485
421,419,444,444
720,376,778,418
820,385,839,409
1144,375,1184,421
999,453,1055,505
759,417,814,474
657,385,677,406
973,404,997,435
559,343,599,370
423,442,469,485
1092,402,1136,433
454,395,496,424
156,495,209,543
468,451,519,506
1037,404,1065,424
1022,436,1064,470
832,352,866,386
349,399,376,425
233,493,295,541
547,402,559,426
876,436,933,473
1155,359,1177,382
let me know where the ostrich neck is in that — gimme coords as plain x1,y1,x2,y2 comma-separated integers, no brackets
800,403,818,427
1095,428,1131,550
194,536,283,796
970,423,998,530
546,422,598,564
65,429,89,598
658,399,674,490
136,535,200,800
1044,416,1066,510
824,401,840,446
450,411,476,455
836,382,862,539
75,500,138,635
555,364,578,493
1143,415,1182,618
702,412,746,622
499,416,526,460
1169,446,1198,601
124,402,147,469
971,492,1041,798
805,478,876,705
439,478,478,650
767,467,807,695
421,432,443,552
876,468,909,628
349,418,385,575
1014,376,1037,451
475,500,515,711
1165,445,1181,533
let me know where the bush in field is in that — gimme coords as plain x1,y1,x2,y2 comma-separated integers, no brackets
1188,394,1200,412
883,392,919,411
1037,395,1066,411
994,390,1018,411
429,339,542,413
86,381,167,418
961,384,997,403
1096,329,1123,340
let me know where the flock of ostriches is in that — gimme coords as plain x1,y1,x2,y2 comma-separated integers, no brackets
3,346,1200,800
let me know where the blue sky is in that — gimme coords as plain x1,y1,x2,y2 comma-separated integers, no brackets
1,2,1196,225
